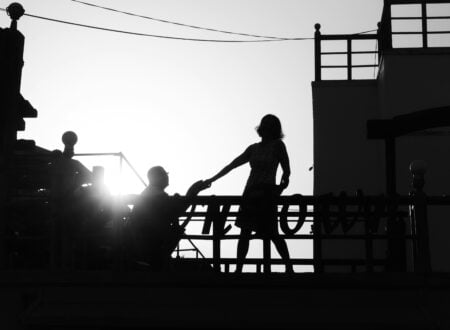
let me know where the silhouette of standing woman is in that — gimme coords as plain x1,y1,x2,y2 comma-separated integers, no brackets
205,114,293,273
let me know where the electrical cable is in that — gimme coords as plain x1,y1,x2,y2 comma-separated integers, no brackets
0,8,311,42
70,0,378,39
70,0,288,40
23,12,290,42
0,7,376,42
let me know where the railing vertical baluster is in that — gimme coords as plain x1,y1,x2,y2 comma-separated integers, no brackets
347,38,352,80
211,200,221,272
365,215,374,272
263,239,271,273
313,200,324,273
314,23,322,81
386,0,393,49
421,2,428,48
382,0,393,50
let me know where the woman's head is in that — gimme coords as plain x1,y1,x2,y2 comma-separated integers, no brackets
256,114,284,140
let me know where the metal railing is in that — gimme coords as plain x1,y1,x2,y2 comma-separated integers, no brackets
314,24,379,81
314,0,450,81
3,190,434,274
380,0,450,49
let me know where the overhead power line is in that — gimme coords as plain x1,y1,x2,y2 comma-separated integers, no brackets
70,0,288,40
70,1,378,39
0,7,377,43
0,8,312,42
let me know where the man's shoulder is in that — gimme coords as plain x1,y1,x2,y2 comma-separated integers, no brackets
141,187,169,199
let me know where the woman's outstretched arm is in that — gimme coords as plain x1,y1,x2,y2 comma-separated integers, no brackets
206,145,253,184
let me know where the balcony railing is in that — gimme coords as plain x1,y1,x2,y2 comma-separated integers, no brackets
315,0,450,81
380,0,450,49
3,190,434,274
314,24,379,81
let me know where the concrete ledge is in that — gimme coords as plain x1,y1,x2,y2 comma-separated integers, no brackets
0,272,448,329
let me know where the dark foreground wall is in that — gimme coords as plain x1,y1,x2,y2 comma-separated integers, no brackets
0,271,449,329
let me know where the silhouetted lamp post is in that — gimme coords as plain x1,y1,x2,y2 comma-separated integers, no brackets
0,3,26,269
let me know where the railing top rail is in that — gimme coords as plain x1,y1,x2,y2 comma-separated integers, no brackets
123,194,450,206
386,0,450,4
319,34,378,41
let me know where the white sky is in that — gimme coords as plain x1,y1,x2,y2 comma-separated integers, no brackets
1,0,384,196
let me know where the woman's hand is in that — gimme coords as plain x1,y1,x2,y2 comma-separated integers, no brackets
203,178,213,187
186,180,212,196
280,176,289,190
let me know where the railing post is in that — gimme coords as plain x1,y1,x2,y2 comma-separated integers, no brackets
421,2,428,48
347,38,352,80
112,154,125,271
409,160,431,273
386,195,406,271
381,0,393,50
314,23,322,81
377,22,382,56
313,198,324,273
210,200,221,272
360,191,374,272
263,238,271,274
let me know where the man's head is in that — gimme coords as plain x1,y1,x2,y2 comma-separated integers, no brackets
147,166,169,189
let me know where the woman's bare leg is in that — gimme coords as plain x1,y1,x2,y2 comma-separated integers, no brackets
235,228,252,273
272,236,293,273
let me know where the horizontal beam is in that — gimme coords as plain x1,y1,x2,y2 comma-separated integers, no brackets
321,51,378,55
388,0,450,4
392,30,450,34
392,16,450,20
321,65,378,68
319,34,378,41
185,234,415,240
367,105,450,139
196,257,386,266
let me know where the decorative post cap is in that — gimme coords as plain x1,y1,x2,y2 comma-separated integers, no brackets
62,131,78,158
6,3,24,30
314,23,321,32
6,3,24,20
410,160,427,175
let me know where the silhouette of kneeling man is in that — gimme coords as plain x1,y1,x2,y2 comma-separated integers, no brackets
131,166,208,271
